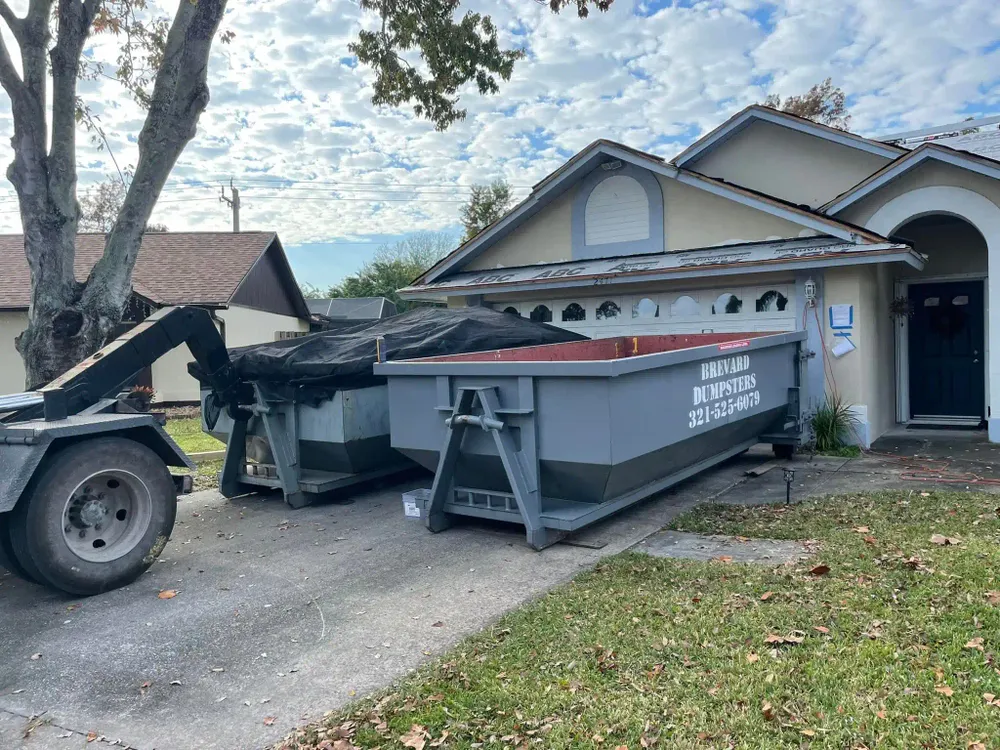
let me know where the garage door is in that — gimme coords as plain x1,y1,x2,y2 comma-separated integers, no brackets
500,285,798,339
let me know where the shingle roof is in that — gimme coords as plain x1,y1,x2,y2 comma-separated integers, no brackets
0,231,278,310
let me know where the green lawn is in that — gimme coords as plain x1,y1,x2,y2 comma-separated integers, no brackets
163,416,224,454
275,491,1000,750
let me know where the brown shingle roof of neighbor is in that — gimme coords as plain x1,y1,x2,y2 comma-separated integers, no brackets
0,231,279,310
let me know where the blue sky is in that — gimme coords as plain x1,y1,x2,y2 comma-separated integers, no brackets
0,0,998,290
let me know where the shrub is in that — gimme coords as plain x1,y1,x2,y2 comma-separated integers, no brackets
811,396,860,453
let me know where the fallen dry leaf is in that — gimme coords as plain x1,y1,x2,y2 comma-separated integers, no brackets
400,724,428,750
930,534,961,546
761,702,775,721
431,621,444,628
813,626,830,634
863,535,878,545
965,637,985,652
760,591,773,601
263,716,276,726
935,685,955,697
983,693,1000,707
157,590,178,600
86,731,98,742
800,729,816,737
853,526,870,533
968,742,986,750
765,631,805,645
746,652,759,663
986,591,1000,606
29,653,41,661
715,555,733,563
810,564,831,576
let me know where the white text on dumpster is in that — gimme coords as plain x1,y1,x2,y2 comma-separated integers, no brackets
689,354,761,428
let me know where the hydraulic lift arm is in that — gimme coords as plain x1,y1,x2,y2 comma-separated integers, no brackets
7,306,245,423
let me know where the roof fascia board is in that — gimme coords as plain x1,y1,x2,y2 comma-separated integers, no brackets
876,114,1000,143
400,248,923,300
675,171,860,242
824,146,1000,216
675,108,902,168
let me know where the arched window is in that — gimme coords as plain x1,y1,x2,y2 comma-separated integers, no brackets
529,304,552,323
632,297,659,319
503,306,520,316
596,300,621,320
755,290,788,312
671,295,700,317
561,303,586,322
585,175,650,246
712,292,742,315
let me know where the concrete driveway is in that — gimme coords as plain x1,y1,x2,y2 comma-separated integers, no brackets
3,438,998,750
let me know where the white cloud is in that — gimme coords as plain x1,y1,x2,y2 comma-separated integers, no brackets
0,0,995,286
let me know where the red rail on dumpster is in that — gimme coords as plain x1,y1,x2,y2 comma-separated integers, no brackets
417,332,779,363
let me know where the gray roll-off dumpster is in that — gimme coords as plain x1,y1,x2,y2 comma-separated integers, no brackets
375,331,807,549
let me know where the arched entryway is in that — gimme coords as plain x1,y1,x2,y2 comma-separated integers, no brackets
893,215,987,425
864,186,1000,435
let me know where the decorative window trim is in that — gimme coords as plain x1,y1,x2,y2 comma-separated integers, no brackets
571,162,664,260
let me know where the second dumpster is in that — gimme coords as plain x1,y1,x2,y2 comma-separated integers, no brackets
375,330,806,548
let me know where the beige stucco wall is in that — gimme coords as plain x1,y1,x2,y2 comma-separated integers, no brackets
152,305,309,403
839,160,1000,229
463,168,820,272
820,265,896,445
689,120,892,209
464,192,573,270
0,311,28,393
660,177,807,249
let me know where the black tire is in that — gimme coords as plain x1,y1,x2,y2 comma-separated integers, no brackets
772,443,795,460
9,437,177,596
0,513,41,583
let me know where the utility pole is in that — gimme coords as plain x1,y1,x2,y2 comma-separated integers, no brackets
220,179,241,232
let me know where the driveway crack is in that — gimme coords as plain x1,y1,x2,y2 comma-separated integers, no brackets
0,706,142,749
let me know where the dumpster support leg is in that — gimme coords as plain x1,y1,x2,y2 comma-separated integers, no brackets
253,384,308,509
425,389,476,533
220,416,249,498
429,386,559,550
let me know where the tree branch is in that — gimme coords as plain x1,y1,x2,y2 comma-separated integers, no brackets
0,1,22,40
84,0,228,311
0,32,22,97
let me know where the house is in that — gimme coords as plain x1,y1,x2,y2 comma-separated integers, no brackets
399,105,1000,447
0,231,310,402
306,297,397,331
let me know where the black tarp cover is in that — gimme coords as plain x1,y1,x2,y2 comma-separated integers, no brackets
198,306,587,390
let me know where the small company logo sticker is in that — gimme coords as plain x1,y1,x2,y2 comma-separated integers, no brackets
718,340,751,351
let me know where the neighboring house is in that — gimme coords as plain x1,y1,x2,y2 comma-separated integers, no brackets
306,297,397,331
400,105,1000,447
0,231,310,402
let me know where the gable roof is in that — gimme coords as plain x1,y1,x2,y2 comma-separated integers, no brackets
0,231,309,318
822,142,1000,215
671,105,906,168
416,138,890,286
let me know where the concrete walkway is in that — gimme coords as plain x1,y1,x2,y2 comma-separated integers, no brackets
3,439,999,750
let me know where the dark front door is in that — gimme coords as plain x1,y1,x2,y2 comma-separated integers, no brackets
908,281,985,421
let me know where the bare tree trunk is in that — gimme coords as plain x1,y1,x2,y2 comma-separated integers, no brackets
0,0,228,389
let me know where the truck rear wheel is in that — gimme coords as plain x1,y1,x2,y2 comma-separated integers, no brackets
8,437,177,596
0,514,40,583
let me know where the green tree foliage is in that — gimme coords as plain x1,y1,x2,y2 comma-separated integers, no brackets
763,78,850,130
460,179,513,241
328,232,455,312
351,0,613,130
